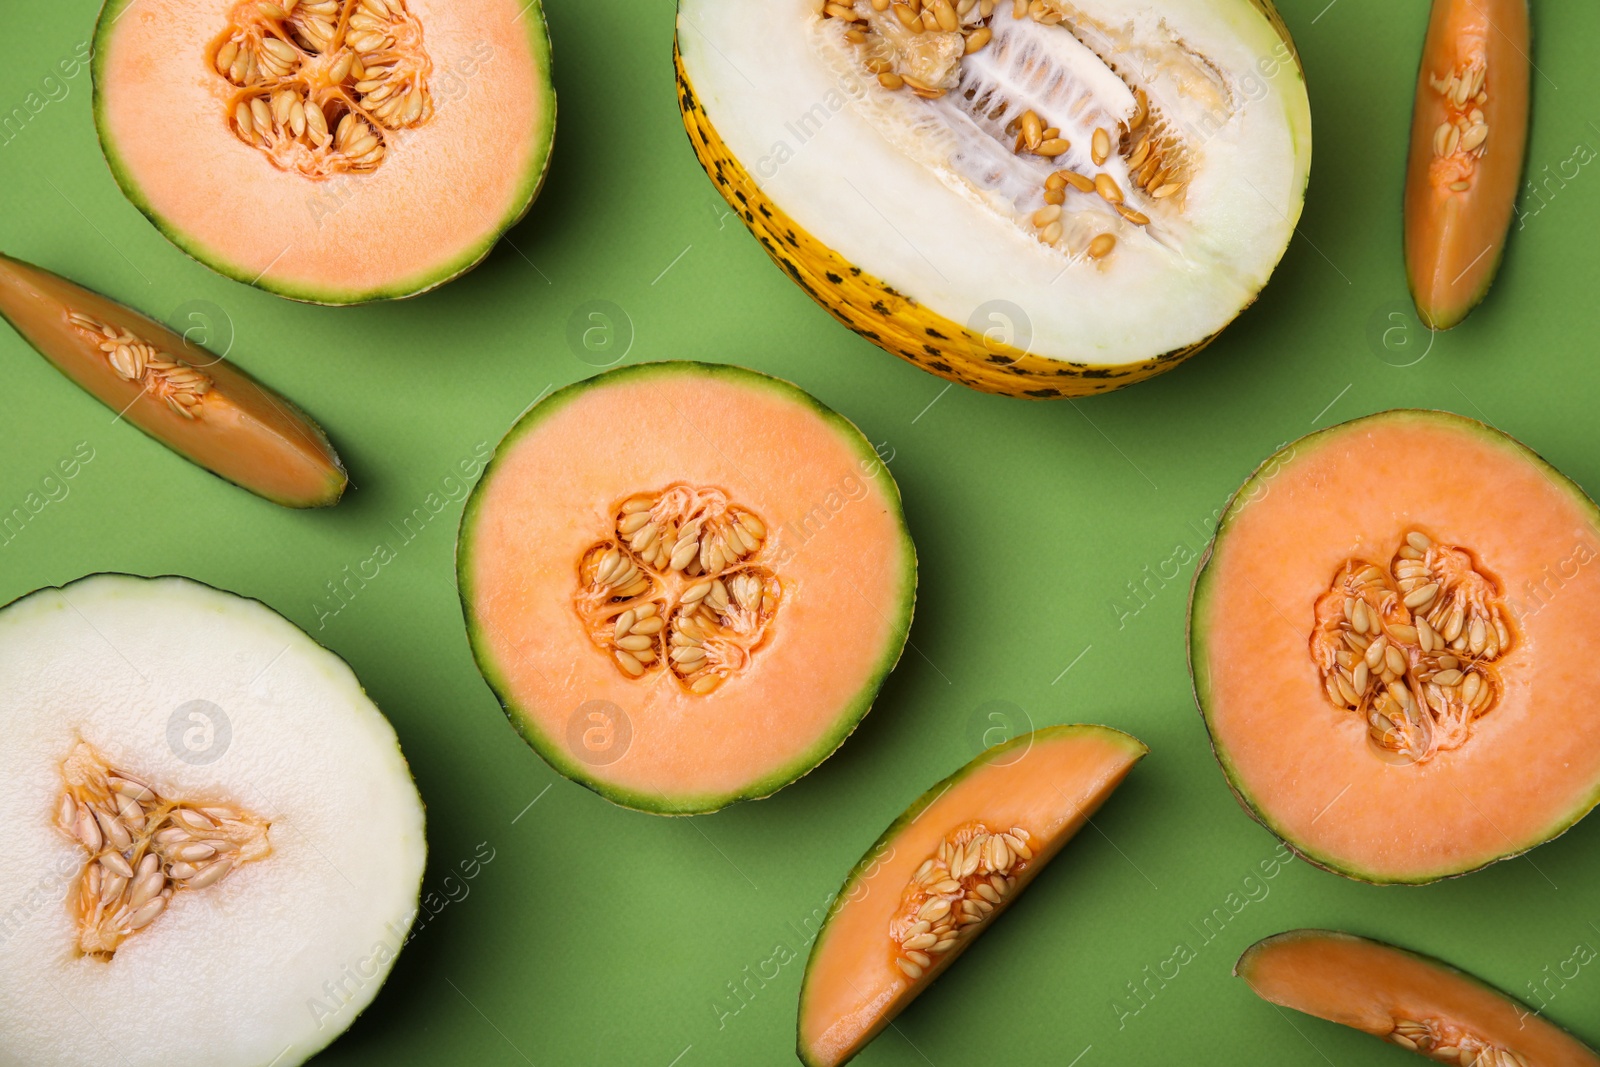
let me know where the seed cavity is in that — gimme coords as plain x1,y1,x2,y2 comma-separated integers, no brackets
1310,530,1514,764
1387,1016,1530,1067
211,0,434,178
65,310,214,420
1427,60,1489,194
815,0,1203,263
574,486,780,695
57,742,269,958
889,822,1033,979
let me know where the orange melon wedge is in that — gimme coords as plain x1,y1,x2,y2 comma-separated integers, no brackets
0,253,345,508
1404,0,1530,329
457,362,917,814
92,0,556,303
798,725,1147,1067
1238,930,1600,1065
1190,409,1600,883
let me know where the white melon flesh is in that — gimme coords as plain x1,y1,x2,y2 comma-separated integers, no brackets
677,0,1313,368
0,575,425,1067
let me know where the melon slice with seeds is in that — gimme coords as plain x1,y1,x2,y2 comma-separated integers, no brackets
92,0,556,303
1190,409,1600,883
798,725,1147,1066
0,253,347,508
457,361,917,815
1404,0,1530,329
1239,930,1600,1066
0,574,425,1067
676,0,1312,397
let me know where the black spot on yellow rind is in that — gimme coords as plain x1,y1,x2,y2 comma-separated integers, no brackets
672,40,1230,400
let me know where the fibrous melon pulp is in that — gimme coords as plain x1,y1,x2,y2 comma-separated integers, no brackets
676,0,1312,397
1191,410,1600,883
458,362,917,815
0,575,426,1067
93,0,556,303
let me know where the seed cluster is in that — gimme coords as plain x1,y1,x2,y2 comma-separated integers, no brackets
57,742,269,958
820,0,1186,261
212,0,434,178
1428,62,1490,193
65,310,214,421
575,486,779,695
1388,1017,1531,1067
1311,530,1513,763
889,823,1033,980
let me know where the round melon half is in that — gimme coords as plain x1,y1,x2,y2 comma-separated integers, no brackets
1190,410,1600,883
675,0,1312,397
0,574,426,1067
93,0,556,303
457,362,917,814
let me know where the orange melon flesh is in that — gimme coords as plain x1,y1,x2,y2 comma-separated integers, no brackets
94,0,553,303
798,725,1147,1067
1191,410,1600,883
1404,0,1530,329
457,362,916,814
1238,930,1600,1065
0,253,345,507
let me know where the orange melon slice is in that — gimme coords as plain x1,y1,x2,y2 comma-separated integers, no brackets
1190,409,1600,883
92,0,556,304
1404,0,1530,329
0,253,345,508
456,362,917,814
1238,930,1600,1066
798,725,1147,1066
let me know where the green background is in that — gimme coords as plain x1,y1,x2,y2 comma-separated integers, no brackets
2,0,1599,1063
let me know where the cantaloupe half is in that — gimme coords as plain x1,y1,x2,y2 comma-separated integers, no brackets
0,252,346,507
1404,0,1530,330
1190,409,1600,884
1238,930,1600,1066
798,725,1147,1066
93,0,556,303
675,0,1312,398
0,574,426,1067
457,362,917,815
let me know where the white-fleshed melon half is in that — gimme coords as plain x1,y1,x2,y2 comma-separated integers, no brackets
676,0,1313,397
0,575,425,1067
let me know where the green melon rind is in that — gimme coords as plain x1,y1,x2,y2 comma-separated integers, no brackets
0,253,348,509
456,360,918,816
1188,408,1600,885
797,724,1148,1067
90,0,557,305
0,572,426,1067
1236,929,1600,1059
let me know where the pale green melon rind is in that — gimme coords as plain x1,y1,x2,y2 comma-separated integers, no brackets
0,572,427,1067
1188,408,1600,885
90,0,557,305
1236,929,1600,1059
456,360,918,816
796,724,1148,1067
0,253,347,508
